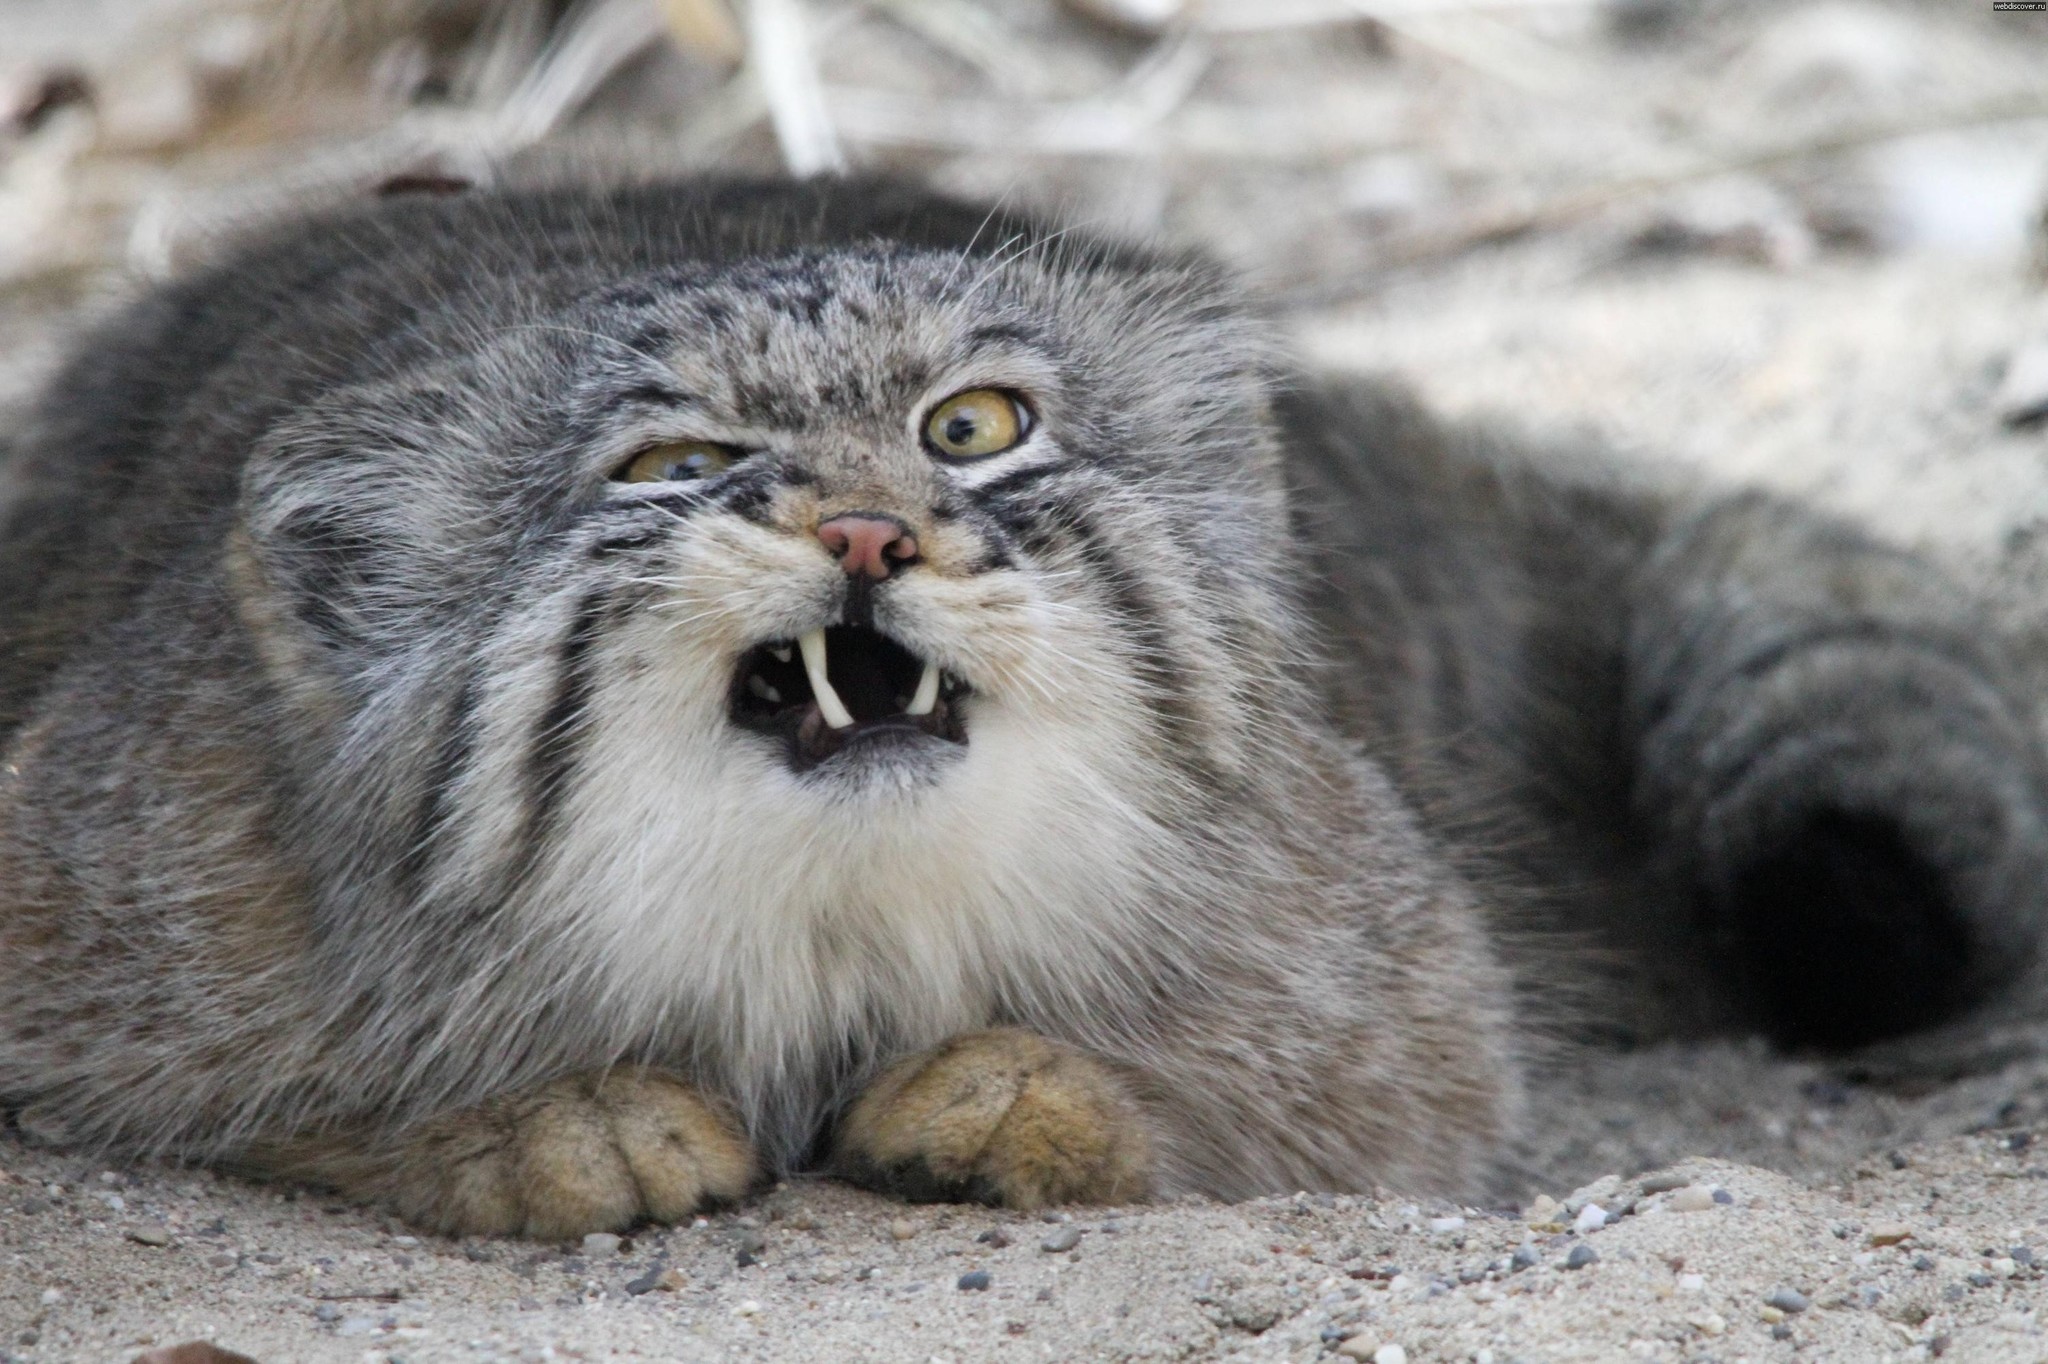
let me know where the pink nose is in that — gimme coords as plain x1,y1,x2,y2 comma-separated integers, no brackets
817,514,919,580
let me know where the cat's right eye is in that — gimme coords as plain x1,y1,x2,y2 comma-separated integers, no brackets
613,441,740,483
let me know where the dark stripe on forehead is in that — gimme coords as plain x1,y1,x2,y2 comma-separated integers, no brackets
613,382,694,409
965,321,1050,349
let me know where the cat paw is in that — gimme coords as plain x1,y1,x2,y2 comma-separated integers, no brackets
833,1029,1151,1208
269,1070,756,1239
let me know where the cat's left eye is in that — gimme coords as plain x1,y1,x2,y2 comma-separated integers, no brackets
924,389,1030,461
614,441,739,483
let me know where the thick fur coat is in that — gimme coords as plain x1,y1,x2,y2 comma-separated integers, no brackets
0,177,2039,1235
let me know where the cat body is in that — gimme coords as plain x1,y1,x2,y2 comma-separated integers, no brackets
0,178,2039,1234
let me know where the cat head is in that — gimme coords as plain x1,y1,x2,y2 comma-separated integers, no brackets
227,185,1311,1052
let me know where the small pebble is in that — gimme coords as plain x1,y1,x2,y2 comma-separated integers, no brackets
1867,1224,1914,1247
1427,1216,1465,1233
1711,1188,1734,1205
1510,1244,1540,1271
336,1316,378,1337
958,1270,992,1292
312,1304,342,1323
1041,1227,1083,1253
1771,1323,1795,1341
127,1226,172,1247
1638,1171,1690,1195
1913,1255,1937,1271
1374,1346,1408,1364
889,1219,918,1241
976,1228,1012,1248
732,1299,762,1316
1335,1338,1378,1362
581,1232,621,1258
1572,1204,1606,1236
733,1229,768,1256
1678,1273,1706,1293
2012,1246,2037,1267
1766,1286,1810,1314
1666,1186,1716,1213
1564,1244,1598,1270
623,1264,668,1295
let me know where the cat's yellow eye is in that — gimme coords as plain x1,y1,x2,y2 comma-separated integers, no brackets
924,389,1028,461
615,441,738,483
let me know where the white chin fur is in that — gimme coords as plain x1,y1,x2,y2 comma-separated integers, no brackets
507,596,1169,1159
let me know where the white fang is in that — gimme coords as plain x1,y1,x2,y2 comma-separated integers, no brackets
907,661,940,717
798,628,856,729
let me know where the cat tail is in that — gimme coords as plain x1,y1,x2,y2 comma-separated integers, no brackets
1626,491,2048,1050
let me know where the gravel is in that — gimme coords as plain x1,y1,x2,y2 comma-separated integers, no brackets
4,1136,2029,1361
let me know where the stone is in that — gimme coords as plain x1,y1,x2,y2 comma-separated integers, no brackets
127,1226,172,1247
581,1233,621,1258
623,1264,669,1295
957,1270,992,1292
889,1220,918,1241
1565,1244,1599,1270
1041,1227,1082,1253
1666,1186,1716,1213
1867,1224,1914,1247
1766,1287,1810,1314
1638,1171,1690,1195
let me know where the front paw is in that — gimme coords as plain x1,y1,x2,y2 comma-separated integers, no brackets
264,1070,757,1239
833,1029,1151,1208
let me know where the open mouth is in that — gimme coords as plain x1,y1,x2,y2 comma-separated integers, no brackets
730,625,968,771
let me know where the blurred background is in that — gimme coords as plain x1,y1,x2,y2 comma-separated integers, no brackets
6,0,2048,1179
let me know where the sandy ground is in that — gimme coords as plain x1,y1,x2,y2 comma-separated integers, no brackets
6,1,2048,1360
4,1128,2046,1362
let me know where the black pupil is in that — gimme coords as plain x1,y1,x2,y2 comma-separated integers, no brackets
944,412,981,448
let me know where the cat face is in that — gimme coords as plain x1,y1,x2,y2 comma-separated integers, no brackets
231,237,1302,1111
